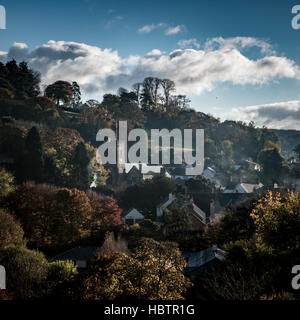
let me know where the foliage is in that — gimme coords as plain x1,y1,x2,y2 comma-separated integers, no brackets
0,88,14,100
0,169,15,198
119,175,176,213
4,183,121,250
87,192,122,234
251,191,300,251
202,262,264,300
22,126,44,183
258,147,285,184
73,238,190,300
0,246,48,299
45,80,73,107
294,144,300,160
206,198,256,246
47,260,77,284
0,60,40,99
0,209,25,248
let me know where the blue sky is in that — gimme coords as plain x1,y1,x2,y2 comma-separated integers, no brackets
0,0,300,129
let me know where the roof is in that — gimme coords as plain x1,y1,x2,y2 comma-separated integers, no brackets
190,203,206,223
125,163,167,175
183,246,225,268
236,183,264,193
50,247,101,262
122,208,145,220
157,193,174,209
215,193,249,210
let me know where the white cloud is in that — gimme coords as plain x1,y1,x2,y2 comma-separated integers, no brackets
1,38,300,120
127,47,299,95
1,40,123,97
138,23,165,33
165,25,183,35
228,100,300,130
178,38,200,49
205,37,274,54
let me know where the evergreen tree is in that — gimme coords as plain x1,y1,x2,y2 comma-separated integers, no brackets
71,142,91,190
23,127,44,183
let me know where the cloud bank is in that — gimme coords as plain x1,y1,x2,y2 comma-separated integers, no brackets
1,37,300,129
229,100,300,130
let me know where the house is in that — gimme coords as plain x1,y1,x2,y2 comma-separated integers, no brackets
168,166,196,181
183,245,226,279
243,159,261,171
156,193,175,217
121,208,145,225
50,247,101,269
202,167,216,180
235,182,264,193
210,193,251,220
224,182,264,194
186,198,207,229
156,193,208,229
109,162,172,186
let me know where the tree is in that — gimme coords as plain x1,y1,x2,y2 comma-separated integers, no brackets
161,79,175,109
47,260,77,285
258,148,285,185
3,60,40,99
87,192,122,234
0,88,14,100
0,209,25,249
132,82,142,107
71,81,81,108
76,238,190,300
119,175,176,213
293,144,300,160
4,183,57,249
43,128,87,187
23,126,44,183
71,141,92,190
0,169,15,198
205,198,256,246
117,238,191,299
153,77,161,108
51,188,93,246
4,183,93,249
250,191,300,251
45,80,73,107
201,262,264,300
141,77,155,110
0,246,49,299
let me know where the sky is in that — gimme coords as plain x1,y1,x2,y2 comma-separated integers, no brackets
0,0,300,129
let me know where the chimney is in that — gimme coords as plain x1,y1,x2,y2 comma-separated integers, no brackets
139,163,142,172
212,243,217,252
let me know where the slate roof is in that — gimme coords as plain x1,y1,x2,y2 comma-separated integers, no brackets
50,247,101,262
236,182,264,193
183,246,225,268
190,203,206,223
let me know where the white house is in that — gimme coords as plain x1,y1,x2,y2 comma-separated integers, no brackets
235,182,264,193
225,182,263,193
122,208,145,225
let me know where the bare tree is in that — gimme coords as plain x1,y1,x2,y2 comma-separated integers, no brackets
132,82,142,107
161,79,175,109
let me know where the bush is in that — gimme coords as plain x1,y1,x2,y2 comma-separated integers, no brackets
0,209,25,248
0,246,49,299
